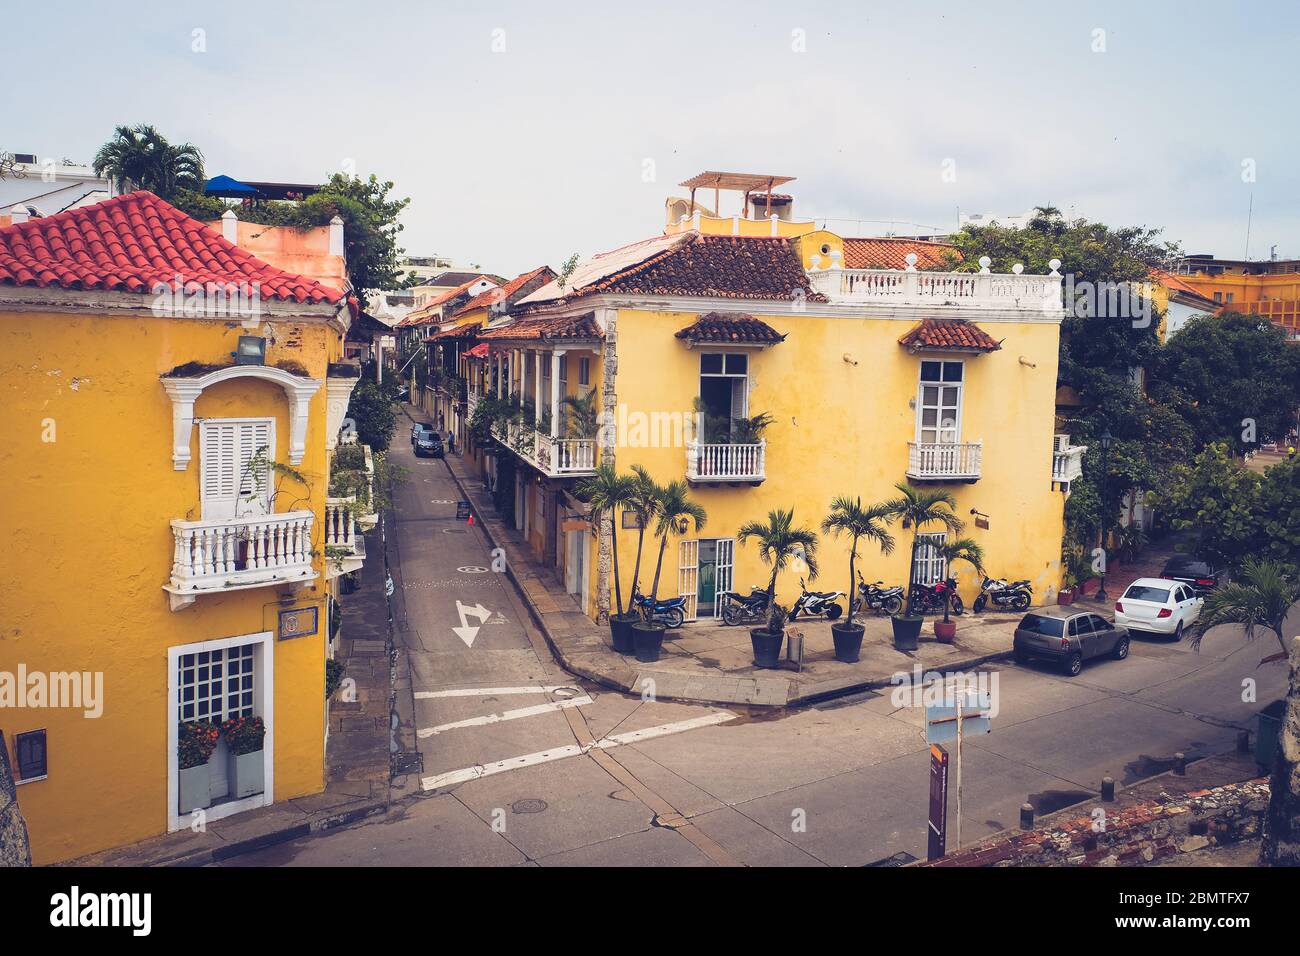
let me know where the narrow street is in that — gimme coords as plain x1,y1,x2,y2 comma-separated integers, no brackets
222,439,1291,867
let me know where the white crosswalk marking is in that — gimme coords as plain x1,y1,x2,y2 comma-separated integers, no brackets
417,696,594,738
414,685,570,700
419,712,736,792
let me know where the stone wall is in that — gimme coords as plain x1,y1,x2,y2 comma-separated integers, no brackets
920,778,1269,867
0,733,33,867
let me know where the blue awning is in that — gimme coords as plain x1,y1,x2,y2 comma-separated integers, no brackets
204,175,257,197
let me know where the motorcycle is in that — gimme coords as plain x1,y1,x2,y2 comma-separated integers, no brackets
972,576,1032,613
630,587,687,629
849,571,905,616
719,585,772,626
789,578,843,621
910,577,964,616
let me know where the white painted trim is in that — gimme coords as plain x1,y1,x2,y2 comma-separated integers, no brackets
414,685,570,699
324,375,361,451
166,630,275,833
416,696,593,737
0,284,344,324
161,364,322,470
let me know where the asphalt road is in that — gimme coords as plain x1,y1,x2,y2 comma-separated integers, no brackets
229,440,1291,867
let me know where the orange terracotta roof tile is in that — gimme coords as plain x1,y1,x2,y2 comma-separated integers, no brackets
477,312,603,342
458,265,555,314
843,238,959,271
0,191,344,304
898,318,1001,353
675,311,785,345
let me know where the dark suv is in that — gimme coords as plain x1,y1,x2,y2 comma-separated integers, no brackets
1013,609,1130,677
1159,555,1226,594
411,424,444,458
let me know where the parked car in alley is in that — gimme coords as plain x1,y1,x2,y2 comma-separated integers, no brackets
411,424,444,458
1158,554,1226,594
1113,577,1203,641
1013,609,1130,676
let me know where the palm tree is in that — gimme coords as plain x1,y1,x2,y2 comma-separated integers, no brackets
738,508,820,631
933,537,986,622
562,390,599,439
821,496,896,630
641,480,706,620
885,482,966,616
93,124,205,198
625,464,661,601
575,462,635,619
1191,558,1300,866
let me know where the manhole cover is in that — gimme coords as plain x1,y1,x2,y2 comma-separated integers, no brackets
551,686,582,699
511,799,548,814
457,566,489,574
391,751,424,776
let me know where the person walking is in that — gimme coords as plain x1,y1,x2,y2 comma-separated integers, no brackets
446,428,456,455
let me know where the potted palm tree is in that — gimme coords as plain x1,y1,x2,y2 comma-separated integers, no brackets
632,479,706,663
1190,558,1300,866
576,462,638,653
623,464,660,603
738,509,820,668
931,538,985,642
1059,546,1095,605
821,496,896,663
885,483,966,651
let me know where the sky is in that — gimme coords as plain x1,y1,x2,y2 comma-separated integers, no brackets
6,0,1300,279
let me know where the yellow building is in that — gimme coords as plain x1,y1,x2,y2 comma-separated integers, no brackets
0,192,369,863
1174,254,1300,340
462,173,1083,623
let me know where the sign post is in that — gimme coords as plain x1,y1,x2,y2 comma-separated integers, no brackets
925,682,993,855
927,744,949,860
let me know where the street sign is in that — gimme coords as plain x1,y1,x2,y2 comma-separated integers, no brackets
928,744,949,860
455,500,471,520
924,688,993,745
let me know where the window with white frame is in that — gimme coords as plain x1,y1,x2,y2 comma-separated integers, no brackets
177,644,256,724
916,361,963,445
200,418,274,520
578,357,590,386
913,532,948,586
699,353,748,442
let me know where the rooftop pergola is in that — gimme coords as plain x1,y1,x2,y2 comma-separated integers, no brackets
678,171,796,218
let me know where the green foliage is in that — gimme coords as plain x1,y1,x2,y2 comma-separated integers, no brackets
349,380,398,451
738,508,820,631
576,462,637,616
1157,443,1265,568
822,495,896,627
177,720,219,770
885,483,965,613
93,124,204,198
1149,313,1300,454
731,412,775,444
562,390,599,438
325,659,346,699
641,479,706,619
220,715,266,756
1192,558,1300,656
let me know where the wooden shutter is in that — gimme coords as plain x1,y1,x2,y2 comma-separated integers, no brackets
200,419,274,520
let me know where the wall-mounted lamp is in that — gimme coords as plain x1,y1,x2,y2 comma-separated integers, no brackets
1018,356,1037,368
842,353,858,366
235,335,266,366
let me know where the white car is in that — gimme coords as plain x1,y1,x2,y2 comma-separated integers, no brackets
1113,577,1203,640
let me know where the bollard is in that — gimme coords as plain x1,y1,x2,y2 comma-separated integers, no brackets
1020,803,1035,829
1173,752,1186,775
1101,776,1115,802
1237,729,1251,754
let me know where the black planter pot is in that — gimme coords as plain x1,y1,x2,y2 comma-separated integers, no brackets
831,621,866,663
609,614,638,654
632,621,667,663
891,615,923,651
750,628,785,668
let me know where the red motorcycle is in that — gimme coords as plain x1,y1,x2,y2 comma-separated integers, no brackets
909,577,964,615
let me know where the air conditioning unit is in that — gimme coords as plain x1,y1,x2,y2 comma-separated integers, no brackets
1053,434,1071,453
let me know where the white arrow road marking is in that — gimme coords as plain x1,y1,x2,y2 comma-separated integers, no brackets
452,600,493,647
420,711,736,791
417,695,594,738
415,685,571,700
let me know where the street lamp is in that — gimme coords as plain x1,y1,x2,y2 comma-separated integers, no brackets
1095,429,1114,603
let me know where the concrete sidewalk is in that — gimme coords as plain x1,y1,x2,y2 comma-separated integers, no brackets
71,522,395,867
419,406,1023,708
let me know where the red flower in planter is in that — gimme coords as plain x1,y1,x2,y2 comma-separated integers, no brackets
220,715,266,757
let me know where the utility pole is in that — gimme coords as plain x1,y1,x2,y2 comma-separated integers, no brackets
955,690,963,851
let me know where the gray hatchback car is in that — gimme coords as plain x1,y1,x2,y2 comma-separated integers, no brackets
1013,609,1130,676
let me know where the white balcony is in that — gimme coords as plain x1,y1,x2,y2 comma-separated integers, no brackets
1052,435,1087,486
808,264,1061,312
165,511,317,610
492,422,598,478
687,440,766,484
324,497,367,578
907,441,982,482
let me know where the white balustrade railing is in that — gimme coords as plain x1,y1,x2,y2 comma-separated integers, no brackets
491,420,598,477
325,498,359,553
1052,436,1087,483
808,267,1061,311
907,442,982,480
169,511,315,593
552,438,596,473
687,440,766,482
